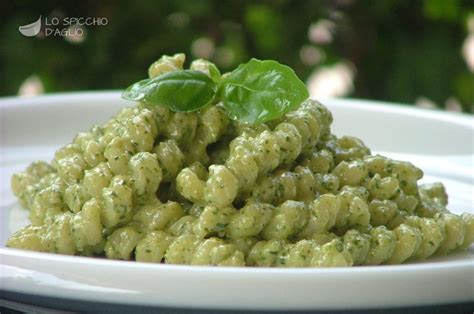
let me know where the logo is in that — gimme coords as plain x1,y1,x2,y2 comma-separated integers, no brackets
19,15,108,38
18,15,42,37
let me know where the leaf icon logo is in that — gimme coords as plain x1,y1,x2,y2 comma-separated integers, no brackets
19,16,42,37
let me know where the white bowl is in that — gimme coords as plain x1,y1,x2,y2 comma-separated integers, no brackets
0,92,473,310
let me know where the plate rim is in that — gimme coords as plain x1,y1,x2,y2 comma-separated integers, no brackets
1,247,473,274
1,92,473,310
0,91,472,125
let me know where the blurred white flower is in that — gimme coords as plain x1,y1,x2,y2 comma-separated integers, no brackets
415,96,437,109
191,37,215,59
307,62,355,97
299,45,325,66
462,15,474,72
462,33,474,72
445,97,462,112
308,20,335,44
64,24,86,44
215,47,235,68
18,75,44,97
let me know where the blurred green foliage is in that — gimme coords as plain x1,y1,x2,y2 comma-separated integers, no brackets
0,0,473,112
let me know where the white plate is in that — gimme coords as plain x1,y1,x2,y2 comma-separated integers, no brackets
0,92,473,310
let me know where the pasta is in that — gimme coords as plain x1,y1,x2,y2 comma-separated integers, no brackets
6,53,473,268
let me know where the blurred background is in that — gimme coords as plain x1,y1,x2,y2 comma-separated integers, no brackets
1,0,473,113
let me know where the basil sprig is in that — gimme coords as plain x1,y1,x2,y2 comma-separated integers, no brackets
122,58,309,124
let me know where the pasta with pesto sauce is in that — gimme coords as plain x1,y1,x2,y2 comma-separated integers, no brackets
7,53,473,267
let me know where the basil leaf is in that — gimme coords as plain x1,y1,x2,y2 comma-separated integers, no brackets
218,58,309,124
122,70,216,112
208,63,221,83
